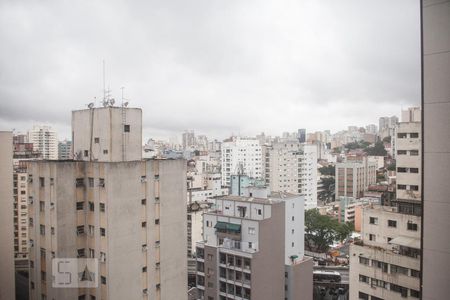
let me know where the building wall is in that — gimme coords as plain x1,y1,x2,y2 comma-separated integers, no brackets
72,107,142,162
0,132,16,300
251,202,285,300
422,1,450,299
15,172,29,258
286,257,313,300
28,159,187,300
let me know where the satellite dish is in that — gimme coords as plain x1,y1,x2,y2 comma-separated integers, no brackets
88,103,94,109
109,99,115,106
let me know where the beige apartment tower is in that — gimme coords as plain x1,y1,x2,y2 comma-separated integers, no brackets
422,0,450,299
28,106,187,300
335,158,377,199
0,131,16,300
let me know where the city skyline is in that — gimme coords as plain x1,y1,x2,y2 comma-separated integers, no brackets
0,0,420,140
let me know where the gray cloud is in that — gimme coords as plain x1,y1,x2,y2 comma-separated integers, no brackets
0,0,420,141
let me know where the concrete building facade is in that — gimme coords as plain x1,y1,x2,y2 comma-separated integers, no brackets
422,1,450,299
0,131,16,300
350,205,421,300
72,107,142,162
28,159,187,300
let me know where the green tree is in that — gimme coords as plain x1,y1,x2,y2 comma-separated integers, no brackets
364,141,387,156
318,165,335,176
304,209,353,253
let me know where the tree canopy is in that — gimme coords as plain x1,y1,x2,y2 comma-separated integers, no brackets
364,141,387,156
304,209,353,253
319,165,335,176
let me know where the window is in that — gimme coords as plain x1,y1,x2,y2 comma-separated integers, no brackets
98,178,105,187
248,242,253,248
411,269,421,278
39,177,45,187
257,209,262,215
410,185,419,191
100,228,106,236
248,227,255,235
100,203,105,212
40,225,45,235
369,217,378,225
77,248,86,258
142,222,147,228
76,178,85,187
89,248,95,258
397,133,407,138
388,220,397,228
397,167,407,173
88,177,94,187
411,289,420,298
291,242,295,247
40,247,46,258
397,150,407,155
88,202,94,211
369,234,376,241
397,184,407,190
410,168,419,173
359,257,369,265
94,137,99,143
77,225,85,235
391,264,408,275
76,202,84,210
155,219,159,225
39,201,45,212
407,221,418,231
88,225,94,235
101,276,106,284
410,132,419,138
84,150,89,157
103,149,108,154
141,199,146,205
291,216,295,221
142,266,147,272
359,274,369,284
41,271,46,281
100,252,106,263
124,124,130,132
410,150,419,156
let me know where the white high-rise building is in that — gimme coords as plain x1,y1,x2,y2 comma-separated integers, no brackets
263,141,318,209
221,137,262,186
28,125,58,160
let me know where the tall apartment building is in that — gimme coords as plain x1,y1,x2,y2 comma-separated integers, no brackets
335,158,377,199
0,132,16,300
58,139,72,160
422,1,450,299
394,111,421,215
350,205,421,300
28,106,187,300
195,193,312,300
28,125,58,160
221,137,262,186
263,141,318,209
183,130,196,150
298,129,306,143
13,139,42,260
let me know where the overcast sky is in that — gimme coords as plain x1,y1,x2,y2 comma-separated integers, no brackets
0,0,421,142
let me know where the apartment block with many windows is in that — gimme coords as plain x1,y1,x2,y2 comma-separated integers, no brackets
335,157,377,199
350,205,421,300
